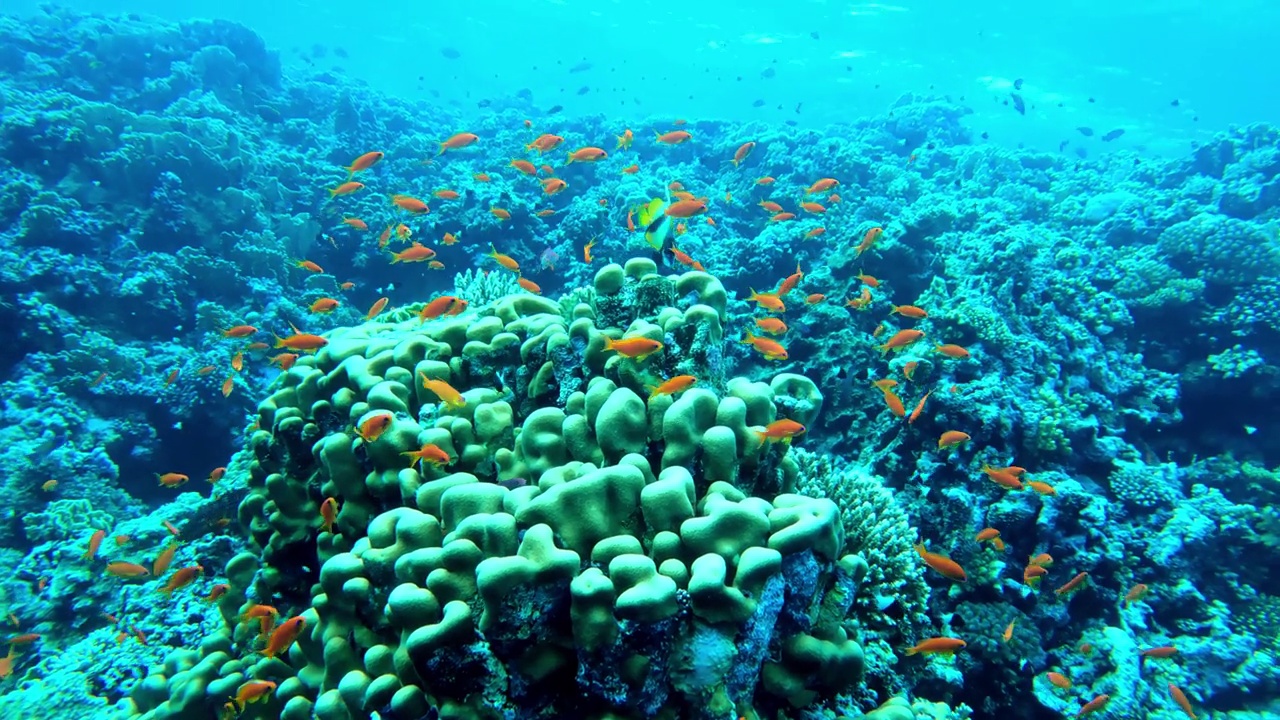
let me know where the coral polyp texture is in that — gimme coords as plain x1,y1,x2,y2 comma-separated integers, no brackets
0,5,1277,720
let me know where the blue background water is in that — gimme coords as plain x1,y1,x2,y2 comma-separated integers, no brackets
9,0,1277,156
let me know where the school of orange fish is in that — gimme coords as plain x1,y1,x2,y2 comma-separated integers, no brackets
9,127,1198,719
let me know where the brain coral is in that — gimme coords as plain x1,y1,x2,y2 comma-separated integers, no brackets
130,258,882,720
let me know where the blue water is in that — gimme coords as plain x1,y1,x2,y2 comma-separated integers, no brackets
1,1,1278,719
10,0,1278,156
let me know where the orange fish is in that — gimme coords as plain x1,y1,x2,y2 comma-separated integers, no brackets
90,371,108,387
621,164,639,174
981,464,1023,489
805,293,825,305
274,330,328,352
1076,694,1110,718
800,201,826,214
892,304,928,319
758,200,783,213
914,544,966,582
616,128,633,149
486,244,520,271
377,224,393,248
1046,672,1072,689
656,130,692,144
441,232,459,245
517,277,541,294
1079,642,1094,655
873,379,899,391
419,295,462,321
1029,552,1054,567
776,263,804,296
246,341,270,350
344,151,383,177
157,472,190,488
366,297,389,320
740,332,787,361
222,325,256,339
770,212,796,222
904,637,966,655
902,361,919,381
731,141,755,166
935,343,970,358
755,419,806,443
805,227,826,239
541,177,567,194
438,132,478,154
856,226,883,256
82,529,107,560
204,583,230,602
165,368,180,386
473,173,491,182
295,259,324,273
755,317,788,336
230,352,244,372
1023,564,1049,586
1140,645,1178,662
328,181,364,197
1168,683,1196,720
164,519,181,536
805,178,839,194
153,542,178,576
601,336,664,361
882,389,906,417
748,289,785,313
536,209,556,218
1027,480,1056,495
670,246,698,268
390,243,437,264
106,562,150,578
263,616,306,659
433,189,460,200
389,194,429,214
583,237,597,263
1001,620,1015,643
1055,571,1089,596
647,375,697,399
159,564,203,595
309,297,339,314
356,413,393,443
220,377,234,397
526,134,564,153
878,329,924,353
567,147,608,163
907,390,933,424
320,497,338,532
234,680,278,708
341,217,368,232
1123,583,1150,607
402,443,452,471
665,199,708,218
756,176,776,185
7,633,39,645
40,479,57,492
269,353,299,370
510,159,537,175
420,374,467,409
114,534,130,546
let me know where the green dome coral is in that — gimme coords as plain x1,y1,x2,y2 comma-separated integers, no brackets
130,256,884,720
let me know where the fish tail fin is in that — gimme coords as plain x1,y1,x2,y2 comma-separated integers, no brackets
602,336,616,353
437,143,446,156
739,332,756,346
566,152,575,164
